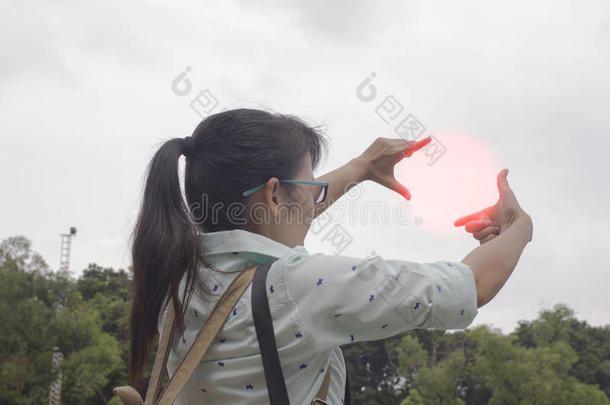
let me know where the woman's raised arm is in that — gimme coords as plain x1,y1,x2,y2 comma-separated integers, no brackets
455,169,534,308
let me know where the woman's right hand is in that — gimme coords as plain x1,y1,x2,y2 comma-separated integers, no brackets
454,169,531,244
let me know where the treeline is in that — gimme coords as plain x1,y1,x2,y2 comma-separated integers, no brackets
1,235,608,404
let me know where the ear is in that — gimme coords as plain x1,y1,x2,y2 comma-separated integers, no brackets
263,177,282,215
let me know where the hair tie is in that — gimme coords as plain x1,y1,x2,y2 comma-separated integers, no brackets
182,136,195,157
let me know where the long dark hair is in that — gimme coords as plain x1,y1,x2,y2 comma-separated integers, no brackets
128,108,328,387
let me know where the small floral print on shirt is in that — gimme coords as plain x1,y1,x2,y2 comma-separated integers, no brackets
446,262,454,267
201,388,207,393
295,332,303,338
232,307,237,316
414,302,420,310
316,278,323,286
300,363,307,370
246,384,253,390
219,338,226,343
351,265,357,271
213,284,219,293
350,334,355,342
217,361,224,367
436,284,442,293
381,323,388,329
460,309,465,316
269,285,274,293
333,313,342,318
369,294,375,303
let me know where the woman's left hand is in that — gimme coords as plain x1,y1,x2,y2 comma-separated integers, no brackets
353,136,431,200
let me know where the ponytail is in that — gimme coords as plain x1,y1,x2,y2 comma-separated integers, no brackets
127,137,203,388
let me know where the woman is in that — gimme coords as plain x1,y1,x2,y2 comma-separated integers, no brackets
128,108,533,404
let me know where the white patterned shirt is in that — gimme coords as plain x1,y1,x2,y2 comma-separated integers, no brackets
158,229,478,404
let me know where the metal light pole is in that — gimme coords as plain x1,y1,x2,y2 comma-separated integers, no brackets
48,227,77,405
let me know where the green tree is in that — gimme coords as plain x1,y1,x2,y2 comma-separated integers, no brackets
399,334,468,405
343,334,409,404
0,236,123,405
514,303,610,398
76,263,133,403
61,333,122,404
397,324,609,405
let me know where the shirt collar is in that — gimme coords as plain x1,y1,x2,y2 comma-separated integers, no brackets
199,229,299,266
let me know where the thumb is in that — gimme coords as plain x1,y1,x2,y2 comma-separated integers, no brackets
497,168,511,197
389,177,411,200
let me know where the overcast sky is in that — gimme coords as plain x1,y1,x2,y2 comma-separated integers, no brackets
1,0,609,334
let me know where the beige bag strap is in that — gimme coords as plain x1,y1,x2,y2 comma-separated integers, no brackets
155,264,258,405
114,264,258,405
115,262,333,405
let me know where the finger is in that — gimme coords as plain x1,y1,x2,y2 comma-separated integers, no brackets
386,139,413,149
388,177,411,200
403,136,432,157
496,168,510,197
473,226,500,240
465,220,493,233
393,138,414,146
454,208,488,227
390,138,424,151
479,233,498,245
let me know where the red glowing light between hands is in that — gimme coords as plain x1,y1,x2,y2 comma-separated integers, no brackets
397,132,502,237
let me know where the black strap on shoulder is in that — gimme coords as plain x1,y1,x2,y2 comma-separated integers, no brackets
252,261,351,404
252,262,291,404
